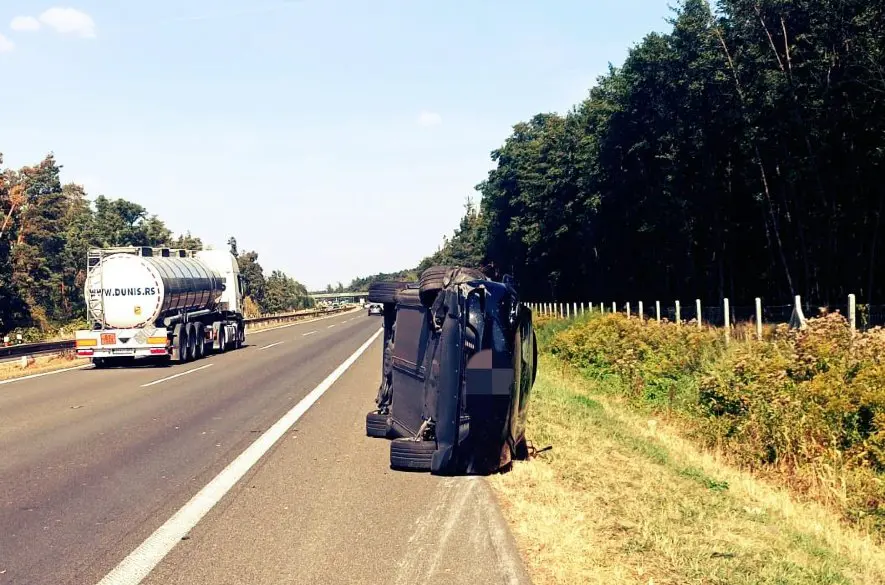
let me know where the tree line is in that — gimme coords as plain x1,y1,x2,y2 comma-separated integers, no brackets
0,153,312,338
368,0,885,307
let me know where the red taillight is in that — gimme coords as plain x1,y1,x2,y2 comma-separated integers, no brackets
77,349,94,356
150,348,168,355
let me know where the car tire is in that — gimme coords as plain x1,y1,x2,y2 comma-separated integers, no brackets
366,412,390,438
418,266,485,307
531,330,539,385
390,438,436,471
368,281,409,304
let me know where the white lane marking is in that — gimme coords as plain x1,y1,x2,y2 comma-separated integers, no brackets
327,324,336,329
0,364,92,386
140,364,214,388
257,341,284,351
302,331,317,337
96,327,383,585
247,308,360,335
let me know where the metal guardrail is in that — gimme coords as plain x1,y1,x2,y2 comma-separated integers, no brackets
0,306,356,361
0,339,76,359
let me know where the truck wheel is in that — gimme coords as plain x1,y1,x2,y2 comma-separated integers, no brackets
184,323,197,362
194,323,205,360
218,327,228,353
93,357,109,369
235,324,245,349
390,438,436,471
171,323,186,362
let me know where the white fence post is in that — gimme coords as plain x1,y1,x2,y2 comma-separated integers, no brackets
724,298,731,345
560,303,564,319
626,302,631,318
790,295,807,330
566,303,571,319
675,300,681,325
612,301,616,314
696,299,702,329
755,297,763,341
638,301,644,321
849,293,857,335
655,301,661,323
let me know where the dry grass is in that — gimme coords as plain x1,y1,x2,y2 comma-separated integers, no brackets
0,351,88,381
489,355,885,585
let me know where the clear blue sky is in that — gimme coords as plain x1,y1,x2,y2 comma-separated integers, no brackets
1,1,673,290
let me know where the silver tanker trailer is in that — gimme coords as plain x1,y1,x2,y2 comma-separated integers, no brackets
74,246,246,367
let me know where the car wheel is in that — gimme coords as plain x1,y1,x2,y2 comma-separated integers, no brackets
390,438,436,471
418,266,485,307
368,281,409,304
366,412,390,438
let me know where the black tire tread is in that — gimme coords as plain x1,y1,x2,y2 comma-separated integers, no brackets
390,438,436,470
368,281,412,304
366,412,389,438
418,265,486,306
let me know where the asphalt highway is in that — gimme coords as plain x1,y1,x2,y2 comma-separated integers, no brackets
0,309,529,585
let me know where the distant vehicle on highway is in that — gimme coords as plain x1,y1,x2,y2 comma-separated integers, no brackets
367,303,383,316
75,246,247,368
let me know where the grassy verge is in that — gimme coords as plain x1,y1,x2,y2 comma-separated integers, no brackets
0,352,88,381
543,312,885,531
490,355,885,585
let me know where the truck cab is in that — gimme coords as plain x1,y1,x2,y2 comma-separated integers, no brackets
194,249,244,315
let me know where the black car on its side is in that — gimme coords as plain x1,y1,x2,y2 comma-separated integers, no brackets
365,266,537,475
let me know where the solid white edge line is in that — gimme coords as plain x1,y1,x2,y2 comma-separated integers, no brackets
257,341,285,351
140,364,214,388
0,363,92,386
96,327,383,585
327,324,336,328
302,331,317,337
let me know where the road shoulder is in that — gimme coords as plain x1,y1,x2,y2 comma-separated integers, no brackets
141,340,531,585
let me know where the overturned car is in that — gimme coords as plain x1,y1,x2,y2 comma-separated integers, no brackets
365,266,537,475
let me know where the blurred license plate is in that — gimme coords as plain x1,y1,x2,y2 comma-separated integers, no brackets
111,348,134,355
101,333,116,345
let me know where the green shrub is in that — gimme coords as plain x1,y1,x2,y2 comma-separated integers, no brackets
549,314,724,409
546,312,885,530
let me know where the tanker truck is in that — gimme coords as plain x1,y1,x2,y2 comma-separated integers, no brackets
75,246,246,367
